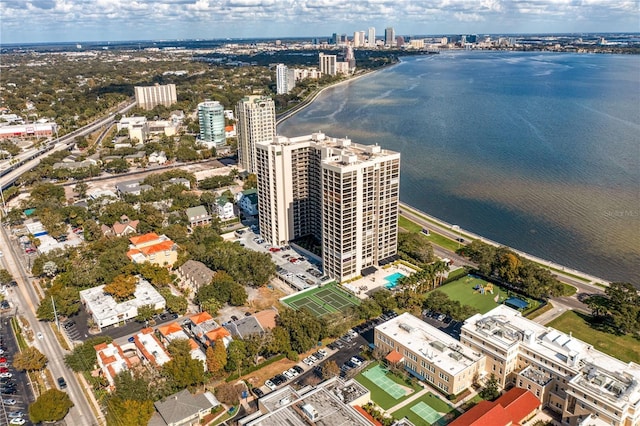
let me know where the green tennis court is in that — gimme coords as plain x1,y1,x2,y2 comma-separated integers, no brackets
362,365,407,399
410,401,442,424
281,284,360,317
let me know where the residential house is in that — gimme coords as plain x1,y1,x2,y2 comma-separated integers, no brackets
101,215,139,237
185,206,211,228
133,328,171,367
127,233,178,267
157,322,206,369
116,179,153,197
215,197,235,220
150,389,219,426
184,312,232,348
94,342,133,391
176,260,215,293
236,188,258,216
166,177,191,190
224,316,263,339
148,151,167,165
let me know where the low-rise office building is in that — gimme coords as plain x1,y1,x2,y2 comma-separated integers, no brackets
374,312,485,396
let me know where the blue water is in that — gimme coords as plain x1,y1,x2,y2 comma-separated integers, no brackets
278,51,640,285
384,272,406,289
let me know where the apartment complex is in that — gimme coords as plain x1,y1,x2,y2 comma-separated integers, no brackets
197,100,226,148
236,95,276,173
374,313,486,396
319,52,337,76
385,27,396,47
461,305,640,426
255,132,400,281
134,84,177,110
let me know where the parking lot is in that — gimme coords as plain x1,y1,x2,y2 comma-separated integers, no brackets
422,310,463,339
236,228,328,291
0,317,35,426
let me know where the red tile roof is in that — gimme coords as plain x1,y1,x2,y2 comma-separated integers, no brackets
139,240,174,255
353,406,383,426
385,350,404,364
129,232,160,246
189,312,213,325
448,388,540,426
205,327,231,342
158,322,183,337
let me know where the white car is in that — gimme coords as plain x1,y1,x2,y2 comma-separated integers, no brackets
3,399,16,405
0,373,12,378
283,370,294,380
10,419,26,425
318,349,327,357
264,380,276,391
350,357,363,366
36,332,43,340
302,357,313,366
308,355,318,363
287,368,299,377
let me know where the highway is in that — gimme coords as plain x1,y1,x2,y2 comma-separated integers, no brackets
0,100,136,191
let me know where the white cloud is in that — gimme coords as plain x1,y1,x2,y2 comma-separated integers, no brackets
0,0,637,43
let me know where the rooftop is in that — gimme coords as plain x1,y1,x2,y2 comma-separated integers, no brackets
154,389,219,426
376,312,484,376
135,328,171,366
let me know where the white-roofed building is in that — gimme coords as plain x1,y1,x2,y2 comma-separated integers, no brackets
94,342,133,391
133,327,171,367
79,277,165,330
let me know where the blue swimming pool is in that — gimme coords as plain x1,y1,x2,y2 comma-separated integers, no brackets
384,272,405,289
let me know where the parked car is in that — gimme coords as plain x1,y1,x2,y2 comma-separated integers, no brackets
0,358,6,363
287,368,299,377
252,387,264,398
10,418,26,425
292,365,304,374
264,380,276,391
3,399,16,405
8,411,24,418
0,373,12,379
350,357,362,366
283,370,294,380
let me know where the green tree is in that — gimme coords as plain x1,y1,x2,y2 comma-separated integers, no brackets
225,339,247,373
207,340,227,377
0,269,13,284
74,181,89,198
159,288,188,315
105,397,155,426
29,389,74,423
162,339,205,389
243,173,257,190
37,284,81,321
13,347,48,371
136,304,156,323
65,336,112,372
479,374,500,400
320,360,340,379
357,298,382,320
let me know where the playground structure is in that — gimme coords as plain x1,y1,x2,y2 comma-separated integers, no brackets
473,283,494,294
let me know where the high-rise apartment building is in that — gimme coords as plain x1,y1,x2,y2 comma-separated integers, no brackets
368,27,376,47
384,27,396,47
255,133,400,282
353,31,365,47
276,64,289,95
319,53,337,76
197,101,226,148
134,84,177,110
236,95,276,173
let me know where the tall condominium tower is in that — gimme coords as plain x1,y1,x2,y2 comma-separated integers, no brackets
368,27,376,47
236,95,276,173
353,31,366,47
319,52,337,76
256,133,400,282
134,84,177,110
197,100,226,148
276,64,289,94
385,27,396,47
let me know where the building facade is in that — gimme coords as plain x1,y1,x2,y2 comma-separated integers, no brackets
461,305,640,426
368,27,376,47
134,84,177,110
236,95,276,173
255,133,400,282
275,64,290,95
126,233,179,267
197,100,226,148
353,31,365,47
319,53,337,76
374,313,486,396
385,27,396,47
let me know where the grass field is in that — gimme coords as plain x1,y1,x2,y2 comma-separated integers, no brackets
436,275,508,314
391,393,457,426
280,283,360,317
355,362,423,410
546,311,640,364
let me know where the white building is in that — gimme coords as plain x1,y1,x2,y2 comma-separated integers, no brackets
368,27,376,47
461,305,640,426
134,84,177,110
197,100,226,148
94,342,132,390
319,53,337,76
255,132,400,282
117,116,149,143
215,197,235,220
236,95,276,173
133,328,172,367
353,31,365,47
79,278,165,330
276,64,291,95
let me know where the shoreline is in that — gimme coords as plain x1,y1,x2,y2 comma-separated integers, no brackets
275,59,615,289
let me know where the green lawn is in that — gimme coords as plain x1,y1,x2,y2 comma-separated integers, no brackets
355,362,423,410
398,216,460,252
546,311,640,364
436,275,508,314
391,393,457,426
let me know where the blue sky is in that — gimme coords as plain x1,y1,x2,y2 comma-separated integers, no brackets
1,0,638,44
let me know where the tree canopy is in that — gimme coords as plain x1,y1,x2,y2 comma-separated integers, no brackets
29,389,74,423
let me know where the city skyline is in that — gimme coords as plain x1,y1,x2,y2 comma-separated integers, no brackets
1,0,638,44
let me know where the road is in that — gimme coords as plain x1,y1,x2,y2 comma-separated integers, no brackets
0,100,136,191
0,225,100,425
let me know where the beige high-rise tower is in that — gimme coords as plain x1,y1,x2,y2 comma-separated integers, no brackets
236,95,276,173
256,133,400,282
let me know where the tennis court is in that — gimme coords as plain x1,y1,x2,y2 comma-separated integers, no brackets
281,284,360,317
410,401,442,424
362,365,407,399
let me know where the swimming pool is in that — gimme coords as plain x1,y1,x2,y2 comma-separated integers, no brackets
384,272,406,289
